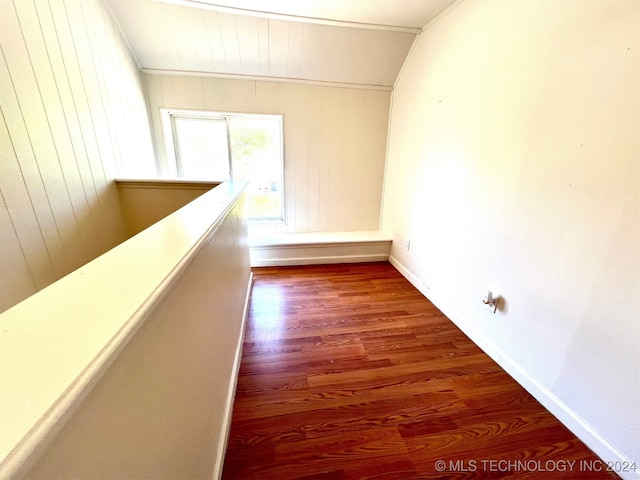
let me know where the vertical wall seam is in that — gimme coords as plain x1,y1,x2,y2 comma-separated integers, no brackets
0,92,57,282
23,0,88,265
1,17,67,277
0,189,38,295
44,0,101,250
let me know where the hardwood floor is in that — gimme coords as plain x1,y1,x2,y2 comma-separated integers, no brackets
222,263,614,479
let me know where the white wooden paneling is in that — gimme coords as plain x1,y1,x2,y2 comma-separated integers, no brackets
201,75,217,110
0,0,155,313
229,79,256,112
1,4,71,280
32,0,104,251
84,1,123,174
305,86,321,232
13,0,91,271
172,0,458,29
268,19,289,78
169,74,190,108
218,11,242,74
106,0,418,87
47,0,117,253
316,87,333,231
298,22,317,81
176,5,203,71
235,14,260,76
63,0,111,187
360,90,390,229
144,73,391,236
286,22,305,79
256,17,270,77
186,76,204,109
0,108,58,291
0,191,36,309
290,84,308,232
202,10,227,73
145,75,166,173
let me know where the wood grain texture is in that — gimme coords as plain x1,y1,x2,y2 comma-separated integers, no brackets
223,263,615,479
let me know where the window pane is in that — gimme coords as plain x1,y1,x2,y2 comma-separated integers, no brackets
228,117,283,220
167,110,284,222
174,117,230,180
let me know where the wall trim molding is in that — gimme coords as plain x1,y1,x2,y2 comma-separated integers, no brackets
421,0,465,32
388,254,639,480
115,179,220,190
250,231,392,267
212,271,253,479
252,253,390,267
142,68,394,91
101,0,142,70
156,0,422,34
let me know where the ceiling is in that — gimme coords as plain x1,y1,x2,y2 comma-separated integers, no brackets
106,0,458,88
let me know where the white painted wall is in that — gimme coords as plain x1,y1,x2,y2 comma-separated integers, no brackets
383,0,639,471
116,180,219,237
0,184,250,479
0,0,156,313
144,74,390,236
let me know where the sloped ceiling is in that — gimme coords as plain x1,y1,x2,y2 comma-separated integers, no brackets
106,0,458,88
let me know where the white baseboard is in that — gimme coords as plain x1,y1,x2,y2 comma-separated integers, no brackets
212,272,253,480
250,231,392,267
252,253,390,267
389,255,638,480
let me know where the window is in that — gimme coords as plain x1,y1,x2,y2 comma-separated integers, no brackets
162,109,284,222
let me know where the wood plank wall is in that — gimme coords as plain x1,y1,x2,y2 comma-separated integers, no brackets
144,74,391,237
0,0,156,313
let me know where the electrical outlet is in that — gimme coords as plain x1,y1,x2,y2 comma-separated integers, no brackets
483,290,499,313
404,240,411,251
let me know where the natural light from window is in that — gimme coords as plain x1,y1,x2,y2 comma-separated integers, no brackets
163,109,284,221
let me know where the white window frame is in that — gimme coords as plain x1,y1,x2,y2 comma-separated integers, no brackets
160,108,285,223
